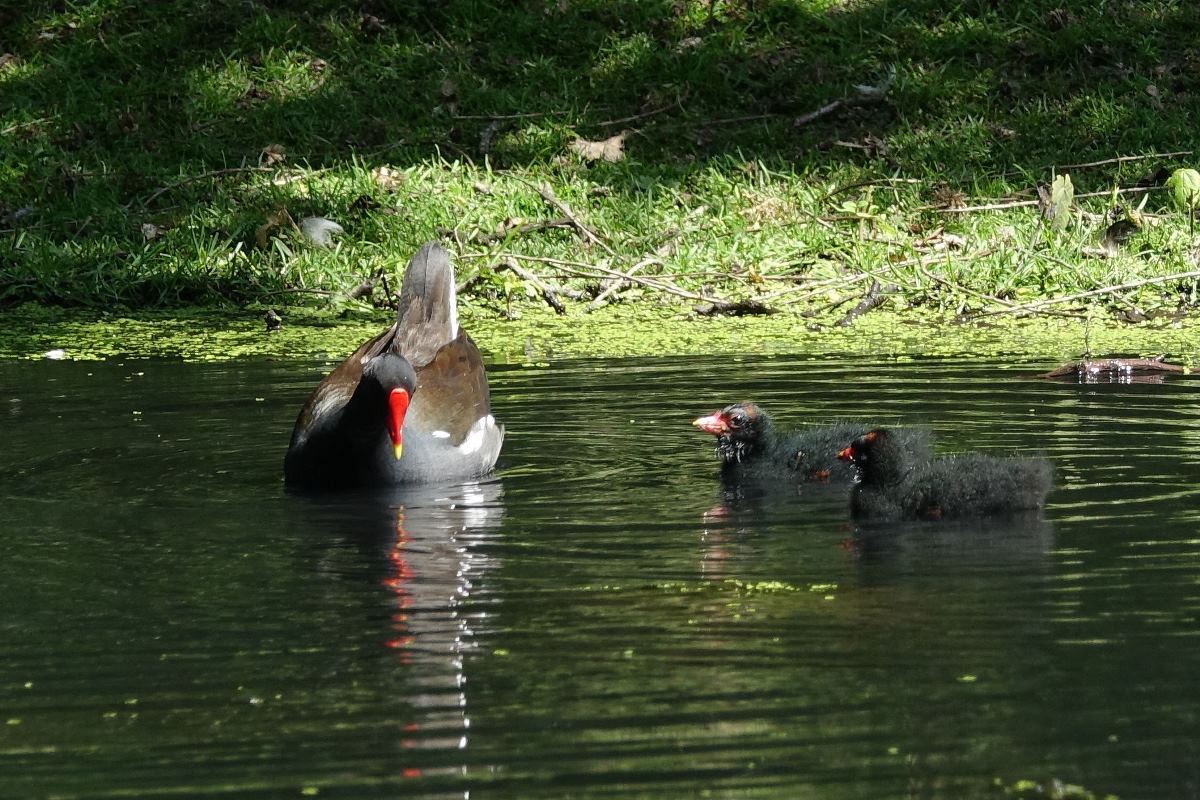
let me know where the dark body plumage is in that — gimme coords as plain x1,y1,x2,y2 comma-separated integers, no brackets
284,243,504,489
839,428,1053,521
692,403,931,484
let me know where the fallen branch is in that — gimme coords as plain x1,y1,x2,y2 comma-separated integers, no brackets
971,269,1200,318
834,280,893,327
498,257,568,315
595,100,680,127
693,299,777,317
586,256,659,312
1039,356,1186,379
516,180,615,255
498,253,733,306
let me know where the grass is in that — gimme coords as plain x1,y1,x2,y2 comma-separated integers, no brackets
3,0,1200,324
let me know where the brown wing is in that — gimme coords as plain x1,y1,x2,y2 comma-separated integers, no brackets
405,331,493,445
291,327,392,434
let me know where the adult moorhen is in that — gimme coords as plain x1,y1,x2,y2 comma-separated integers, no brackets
692,402,931,483
837,428,1052,520
284,243,504,489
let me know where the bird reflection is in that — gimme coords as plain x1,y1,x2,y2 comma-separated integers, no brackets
380,479,503,770
297,478,504,795
847,511,1056,576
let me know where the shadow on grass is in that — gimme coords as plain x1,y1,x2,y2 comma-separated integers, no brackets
2,0,1198,306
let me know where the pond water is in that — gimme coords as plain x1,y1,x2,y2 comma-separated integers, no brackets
3,352,1199,799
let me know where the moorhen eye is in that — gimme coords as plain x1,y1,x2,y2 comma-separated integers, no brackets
284,242,505,489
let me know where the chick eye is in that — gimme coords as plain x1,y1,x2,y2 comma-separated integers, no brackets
729,412,748,426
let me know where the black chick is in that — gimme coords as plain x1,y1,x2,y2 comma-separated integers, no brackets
837,428,1053,521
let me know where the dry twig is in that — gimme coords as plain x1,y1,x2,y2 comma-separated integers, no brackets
972,269,1200,318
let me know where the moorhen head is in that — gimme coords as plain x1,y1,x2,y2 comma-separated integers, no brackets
838,428,1052,521
692,402,774,465
284,242,504,489
693,403,932,485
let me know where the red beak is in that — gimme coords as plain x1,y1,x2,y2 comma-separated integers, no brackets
387,388,410,460
836,445,854,462
692,412,728,435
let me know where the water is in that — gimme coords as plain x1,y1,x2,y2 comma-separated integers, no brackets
3,353,1200,799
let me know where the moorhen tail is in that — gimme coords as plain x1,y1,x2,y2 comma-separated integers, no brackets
838,428,1052,520
284,243,504,489
692,402,931,483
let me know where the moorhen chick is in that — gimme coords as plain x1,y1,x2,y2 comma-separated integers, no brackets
284,243,504,489
692,402,930,483
837,428,1052,520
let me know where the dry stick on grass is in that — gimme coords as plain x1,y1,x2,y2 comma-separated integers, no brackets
1053,151,1193,171
130,166,279,209
497,257,567,315
971,269,1200,319
444,218,575,246
511,179,616,255
779,273,875,307
500,253,736,307
910,252,1014,309
938,186,1158,214
586,256,660,312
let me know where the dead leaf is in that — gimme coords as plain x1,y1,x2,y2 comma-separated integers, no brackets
309,59,327,74
371,165,404,191
119,111,138,133
440,78,458,99
932,184,967,209
141,222,163,240
570,132,626,163
677,36,703,51
473,181,493,195
260,144,286,166
1146,84,1160,98
255,207,291,249
0,53,20,72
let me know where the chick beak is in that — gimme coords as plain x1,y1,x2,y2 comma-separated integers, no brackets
692,413,728,435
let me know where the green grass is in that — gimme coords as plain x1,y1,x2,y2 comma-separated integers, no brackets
3,0,1200,322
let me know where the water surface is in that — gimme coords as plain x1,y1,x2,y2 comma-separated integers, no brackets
3,354,1199,798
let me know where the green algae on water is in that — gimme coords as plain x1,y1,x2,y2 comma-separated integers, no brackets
1,303,1198,364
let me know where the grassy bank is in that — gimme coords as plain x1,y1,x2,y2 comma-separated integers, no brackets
3,1,1200,323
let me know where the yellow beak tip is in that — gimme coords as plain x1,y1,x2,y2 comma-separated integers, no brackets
393,443,403,460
